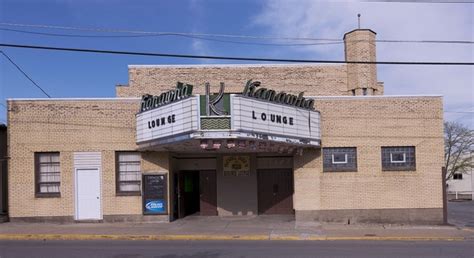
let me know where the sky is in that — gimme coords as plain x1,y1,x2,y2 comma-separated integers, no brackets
0,0,473,127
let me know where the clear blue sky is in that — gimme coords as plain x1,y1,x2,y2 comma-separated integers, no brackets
0,0,473,126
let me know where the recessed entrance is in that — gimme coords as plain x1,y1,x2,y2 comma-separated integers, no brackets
257,169,294,215
174,170,217,219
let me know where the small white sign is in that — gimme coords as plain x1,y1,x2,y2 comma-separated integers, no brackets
231,95,320,145
136,96,199,143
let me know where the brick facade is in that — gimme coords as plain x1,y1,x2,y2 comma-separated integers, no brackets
294,96,444,223
6,29,445,223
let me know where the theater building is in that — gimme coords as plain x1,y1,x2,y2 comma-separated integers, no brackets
6,29,446,224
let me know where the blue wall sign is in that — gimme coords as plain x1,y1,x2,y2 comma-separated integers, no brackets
145,199,166,213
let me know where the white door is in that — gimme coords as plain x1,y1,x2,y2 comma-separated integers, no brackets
76,168,101,220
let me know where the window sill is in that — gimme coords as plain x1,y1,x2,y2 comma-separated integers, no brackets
35,193,61,198
382,168,416,172
323,170,358,173
116,192,141,197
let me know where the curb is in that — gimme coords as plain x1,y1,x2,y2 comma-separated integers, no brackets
0,234,467,241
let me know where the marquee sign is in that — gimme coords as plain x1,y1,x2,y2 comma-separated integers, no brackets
231,95,320,144
136,95,199,144
136,80,320,148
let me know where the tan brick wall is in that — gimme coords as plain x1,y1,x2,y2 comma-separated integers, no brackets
116,64,351,98
6,99,171,218
294,96,444,211
7,96,444,219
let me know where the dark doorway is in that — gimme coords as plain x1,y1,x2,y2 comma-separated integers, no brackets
173,170,217,219
257,169,294,215
175,171,200,218
199,170,217,216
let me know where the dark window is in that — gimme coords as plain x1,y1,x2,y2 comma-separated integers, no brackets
35,152,60,197
323,147,357,172
116,152,141,195
382,146,416,171
453,173,463,180
351,89,356,96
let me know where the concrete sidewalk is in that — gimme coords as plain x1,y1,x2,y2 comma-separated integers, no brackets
0,215,473,241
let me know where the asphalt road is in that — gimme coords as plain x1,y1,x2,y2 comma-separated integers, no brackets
0,240,473,258
448,200,474,228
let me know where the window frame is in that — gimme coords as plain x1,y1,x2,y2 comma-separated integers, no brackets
34,152,61,198
453,173,463,180
332,153,348,164
390,152,406,163
115,151,142,196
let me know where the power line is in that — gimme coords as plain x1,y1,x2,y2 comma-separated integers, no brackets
0,43,472,65
0,22,473,44
0,51,51,98
0,103,6,109
0,28,343,47
0,22,341,41
365,0,474,3
454,113,474,122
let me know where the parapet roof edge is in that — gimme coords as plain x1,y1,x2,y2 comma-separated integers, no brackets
7,97,141,101
343,29,377,39
8,95,442,101
313,95,442,99
128,63,344,69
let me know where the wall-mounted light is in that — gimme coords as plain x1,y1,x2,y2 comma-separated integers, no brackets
296,148,303,156
268,143,276,152
287,147,294,154
212,140,221,150
226,140,236,149
200,140,209,150
249,141,256,150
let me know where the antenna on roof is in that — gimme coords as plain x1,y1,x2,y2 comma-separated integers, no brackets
358,14,361,29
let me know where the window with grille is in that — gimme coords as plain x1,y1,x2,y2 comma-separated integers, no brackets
116,152,141,195
323,147,357,172
382,146,416,171
35,152,60,197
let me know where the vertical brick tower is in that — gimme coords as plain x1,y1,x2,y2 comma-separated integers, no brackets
344,29,382,96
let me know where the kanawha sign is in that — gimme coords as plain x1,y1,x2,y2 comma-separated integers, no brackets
136,80,321,149
242,80,315,110
140,82,194,113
